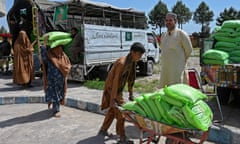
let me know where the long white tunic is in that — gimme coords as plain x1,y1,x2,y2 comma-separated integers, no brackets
159,28,193,88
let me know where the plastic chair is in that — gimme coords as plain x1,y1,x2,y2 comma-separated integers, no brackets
184,68,223,122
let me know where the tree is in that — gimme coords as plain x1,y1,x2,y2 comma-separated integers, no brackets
193,1,214,37
148,1,168,34
172,0,192,29
216,7,240,26
0,26,7,33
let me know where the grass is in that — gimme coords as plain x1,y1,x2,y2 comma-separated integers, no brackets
83,78,105,90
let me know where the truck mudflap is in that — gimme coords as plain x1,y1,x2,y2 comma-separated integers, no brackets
68,64,85,81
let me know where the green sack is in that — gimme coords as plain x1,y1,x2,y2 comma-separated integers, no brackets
214,35,236,43
168,106,193,128
236,27,240,32
161,94,184,107
229,57,240,63
230,50,240,56
46,31,71,41
164,84,208,105
222,20,240,29
155,98,174,124
203,58,229,65
218,27,235,34
122,101,136,111
213,26,221,33
142,93,162,121
50,38,73,49
231,32,240,37
182,100,213,131
63,42,73,58
134,96,154,119
154,96,163,119
214,41,237,49
213,47,233,53
212,32,231,38
122,101,147,117
203,49,229,60
156,88,183,109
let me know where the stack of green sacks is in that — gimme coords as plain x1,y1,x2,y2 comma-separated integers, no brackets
202,49,229,65
42,31,72,48
210,20,240,63
122,83,213,131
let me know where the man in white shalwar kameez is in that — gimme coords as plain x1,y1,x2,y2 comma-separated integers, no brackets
159,12,193,88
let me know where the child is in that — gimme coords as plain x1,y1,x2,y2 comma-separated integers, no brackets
98,42,145,144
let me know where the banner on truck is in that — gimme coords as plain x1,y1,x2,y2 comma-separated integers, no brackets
53,5,68,24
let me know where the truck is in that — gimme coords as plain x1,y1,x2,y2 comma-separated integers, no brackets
7,0,160,81
200,20,240,105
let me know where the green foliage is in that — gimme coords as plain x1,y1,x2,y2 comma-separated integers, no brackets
216,7,240,26
83,79,105,90
148,1,168,34
172,1,192,29
193,1,214,35
193,2,214,25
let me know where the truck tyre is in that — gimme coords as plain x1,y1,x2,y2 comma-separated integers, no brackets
217,87,231,105
145,60,154,76
98,65,109,81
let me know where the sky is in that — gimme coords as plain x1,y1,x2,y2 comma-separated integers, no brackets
1,0,240,34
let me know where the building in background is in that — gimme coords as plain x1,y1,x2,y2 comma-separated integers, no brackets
0,0,6,17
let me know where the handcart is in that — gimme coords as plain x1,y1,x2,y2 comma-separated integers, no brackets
123,110,210,144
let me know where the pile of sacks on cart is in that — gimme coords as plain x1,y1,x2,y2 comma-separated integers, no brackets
122,83,212,132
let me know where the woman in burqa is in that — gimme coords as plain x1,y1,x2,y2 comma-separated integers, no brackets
41,36,71,117
13,30,34,87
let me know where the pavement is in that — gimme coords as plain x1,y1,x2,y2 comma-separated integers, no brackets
0,74,240,144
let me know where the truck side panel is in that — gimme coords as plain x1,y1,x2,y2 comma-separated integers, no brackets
84,24,147,66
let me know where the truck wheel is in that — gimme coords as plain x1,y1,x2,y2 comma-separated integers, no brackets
146,60,154,76
98,66,109,81
99,71,108,81
217,87,231,105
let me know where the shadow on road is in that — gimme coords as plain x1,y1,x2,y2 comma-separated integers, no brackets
0,109,53,128
76,134,118,144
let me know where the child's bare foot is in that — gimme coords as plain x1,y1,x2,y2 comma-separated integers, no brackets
53,112,61,118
